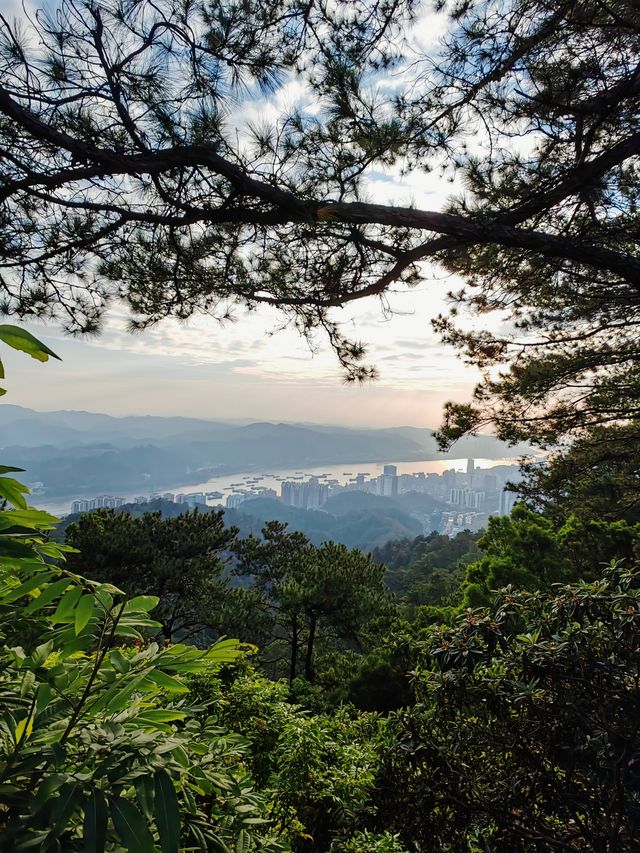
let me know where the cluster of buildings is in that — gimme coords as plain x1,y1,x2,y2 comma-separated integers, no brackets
71,490,217,514
273,459,520,536
70,494,127,513
226,487,276,509
70,459,522,537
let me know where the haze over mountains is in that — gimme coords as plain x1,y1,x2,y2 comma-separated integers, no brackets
0,405,530,500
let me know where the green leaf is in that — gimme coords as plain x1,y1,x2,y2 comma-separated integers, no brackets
52,782,81,833
109,796,156,853
0,506,59,532
154,770,180,853
124,595,160,613
34,682,53,716
75,594,95,635
0,465,24,474
52,586,83,622
135,775,155,821
144,670,189,693
83,789,107,853
0,324,61,362
235,829,250,853
25,577,71,613
0,476,29,510
20,670,35,698
86,668,152,717
31,640,54,667
1,572,51,603
136,710,187,724
110,649,130,674
14,713,33,744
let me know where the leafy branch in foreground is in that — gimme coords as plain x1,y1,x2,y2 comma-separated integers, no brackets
0,469,287,850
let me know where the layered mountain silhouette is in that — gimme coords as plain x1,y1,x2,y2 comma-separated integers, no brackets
0,405,530,499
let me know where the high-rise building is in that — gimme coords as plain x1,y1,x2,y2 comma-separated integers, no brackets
383,464,397,476
70,495,125,513
467,458,475,477
499,489,518,516
465,490,486,509
226,493,247,509
449,487,466,506
377,473,398,497
443,469,456,489
184,492,206,507
281,479,329,509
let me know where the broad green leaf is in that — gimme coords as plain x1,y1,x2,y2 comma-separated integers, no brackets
75,594,95,635
235,829,250,853
144,670,188,693
136,710,187,724
135,775,155,821
124,595,160,613
14,713,33,744
0,476,29,509
34,773,66,806
38,541,70,558
31,640,54,667
113,625,144,640
0,506,59,530
109,796,156,853
154,770,180,853
25,578,70,613
1,572,51,603
52,782,81,833
171,746,190,769
34,682,53,716
94,589,113,612
83,789,107,853
52,586,82,622
0,324,61,362
0,465,24,474
110,649,130,674
19,670,35,698
87,669,149,716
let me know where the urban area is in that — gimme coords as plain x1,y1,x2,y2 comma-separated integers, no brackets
70,459,520,536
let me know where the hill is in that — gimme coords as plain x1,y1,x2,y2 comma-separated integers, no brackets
57,496,423,552
0,405,528,500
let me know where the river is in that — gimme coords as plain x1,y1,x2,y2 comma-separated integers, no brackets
39,456,522,517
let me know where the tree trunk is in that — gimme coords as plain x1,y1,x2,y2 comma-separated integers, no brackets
289,614,298,685
304,613,317,682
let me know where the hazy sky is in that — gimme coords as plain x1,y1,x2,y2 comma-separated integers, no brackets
0,0,490,427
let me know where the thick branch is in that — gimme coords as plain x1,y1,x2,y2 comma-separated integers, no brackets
2,85,640,292
319,203,640,288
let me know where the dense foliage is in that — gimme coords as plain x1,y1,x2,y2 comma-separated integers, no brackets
64,508,237,642
376,564,640,850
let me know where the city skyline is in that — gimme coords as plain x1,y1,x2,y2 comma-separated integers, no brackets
68,457,522,538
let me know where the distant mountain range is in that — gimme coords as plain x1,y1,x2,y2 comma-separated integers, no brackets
0,405,532,500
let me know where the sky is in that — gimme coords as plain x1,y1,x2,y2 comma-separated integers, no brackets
0,0,490,428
